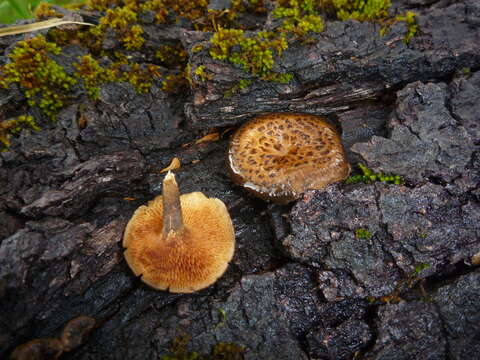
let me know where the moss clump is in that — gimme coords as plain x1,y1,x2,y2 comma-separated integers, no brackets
346,163,403,185
86,0,122,12
211,342,244,360
161,335,203,360
393,11,417,44
273,0,325,36
209,28,290,82
140,0,209,27
161,335,245,360
34,2,64,20
74,55,117,99
161,71,189,94
0,115,39,151
0,35,77,120
156,44,189,69
355,228,372,240
208,0,326,87
332,0,391,22
326,0,418,43
89,6,145,50
194,65,212,82
367,262,430,304
122,63,162,93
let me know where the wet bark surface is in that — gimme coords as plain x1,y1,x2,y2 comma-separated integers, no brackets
1,0,480,359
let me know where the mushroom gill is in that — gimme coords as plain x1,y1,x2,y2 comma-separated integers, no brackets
123,172,235,293
227,113,350,203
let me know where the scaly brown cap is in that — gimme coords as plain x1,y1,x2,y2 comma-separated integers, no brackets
228,113,350,203
123,172,235,293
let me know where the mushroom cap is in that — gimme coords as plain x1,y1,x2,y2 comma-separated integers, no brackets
10,338,63,360
227,113,350,203
123,192,235,293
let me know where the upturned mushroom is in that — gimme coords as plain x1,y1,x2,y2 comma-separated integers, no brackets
227,113,350,203
123,172,235,293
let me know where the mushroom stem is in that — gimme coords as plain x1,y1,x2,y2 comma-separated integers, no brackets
161,171,184,238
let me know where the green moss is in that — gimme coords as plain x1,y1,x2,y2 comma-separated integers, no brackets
207,0,328,90
273,0,324,36
0,115,39,151
161,71,189,94
140,0,209,28
156,44,189,69
161,335,244,360
332,0,391,22
209,28,290,81
326,1,418,43
0,35,76,120
34,2,64,20
211,342,245,359
355,228,372,240
74,55,117,99
86,0,122,12
346,163,403,185
194,65,210,81
120,63,162,93
394,10,417,44
414,263,429,275
89,5,145,50
161,335,203,360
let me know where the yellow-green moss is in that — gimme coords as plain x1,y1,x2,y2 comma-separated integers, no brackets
0,35,77,120
0,115,39,151
73,55,117,99
194,65,210,81
140,0,209,28
89,6,145,50
394,11,417,44
34,2,64,20
211,342,245,359
332,0,391,22
326,0,418,43
355,228,372,240
209,28,291,82
367,262,430,305
86,0,122,12
156,44,189,69
346,163,403,185
121,63,162,93
160,335,245,360
208,0,327,87
273,0,325,36
161,71,189,94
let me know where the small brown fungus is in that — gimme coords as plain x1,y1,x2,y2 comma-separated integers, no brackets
10,338,63,360
61,316,96,352
123,172,235,293
227,113,350,203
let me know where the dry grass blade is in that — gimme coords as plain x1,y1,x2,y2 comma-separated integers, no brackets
0,18,93,37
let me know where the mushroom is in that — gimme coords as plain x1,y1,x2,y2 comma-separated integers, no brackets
10,338,63,360
227,113,350,203
61,316,96,352
123,172,235,293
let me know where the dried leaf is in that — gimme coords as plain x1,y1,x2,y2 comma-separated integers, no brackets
0,18,93,38
160,157,181,173
194,132,220,144
123,197,137,201
221,127,235,137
